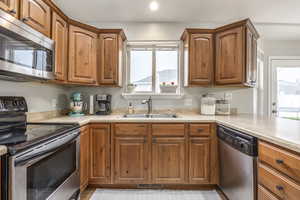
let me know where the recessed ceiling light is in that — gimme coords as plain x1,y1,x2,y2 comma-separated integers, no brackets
149,1,159,11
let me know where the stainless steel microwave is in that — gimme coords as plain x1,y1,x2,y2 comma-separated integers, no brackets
0,9,55,81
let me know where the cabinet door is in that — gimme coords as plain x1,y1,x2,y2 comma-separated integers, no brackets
0,0,19,17
99,33,119,85
20,0,51,36
152,137,186,183
189,138,210,184
52,12,68,81
80,126,89,191
189,33,214,85
68,25,97,84
89,124,111,184
215,26,245,85
246,28,258,86
114,137,149,184
258,184,280,200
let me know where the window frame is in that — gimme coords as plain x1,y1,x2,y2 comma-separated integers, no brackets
124,41,182,98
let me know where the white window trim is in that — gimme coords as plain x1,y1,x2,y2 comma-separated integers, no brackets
122,40,184,99
268,56,300,116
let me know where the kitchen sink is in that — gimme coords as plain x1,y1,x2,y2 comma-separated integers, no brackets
123,113,177,118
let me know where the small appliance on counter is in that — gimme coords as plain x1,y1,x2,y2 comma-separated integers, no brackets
200,94,216,115
95,94,112,115
69,92,86,117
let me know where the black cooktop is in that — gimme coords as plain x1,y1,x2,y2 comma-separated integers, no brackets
5,122,80,155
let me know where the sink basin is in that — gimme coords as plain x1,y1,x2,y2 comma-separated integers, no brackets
123,113,177,118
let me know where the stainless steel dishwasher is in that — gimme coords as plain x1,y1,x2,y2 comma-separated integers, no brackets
217,125,258,200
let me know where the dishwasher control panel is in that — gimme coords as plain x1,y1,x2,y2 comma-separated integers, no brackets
217,125,258,156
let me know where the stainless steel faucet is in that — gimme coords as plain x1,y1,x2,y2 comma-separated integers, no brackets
142,96,152,115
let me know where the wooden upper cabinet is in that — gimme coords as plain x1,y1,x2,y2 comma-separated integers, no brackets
114,137,150,184
80,126,90,191
152,137,186,184
189,137,210,184
182,30,214,86
215,26,244,85
20,0,51,37
99,31,126,86
246,27,258,86
68,25,98,85
89,124,111,184
215,19,259,86
0,0,19,17
52,12,68,82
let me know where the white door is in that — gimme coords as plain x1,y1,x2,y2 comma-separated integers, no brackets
270,58,300,120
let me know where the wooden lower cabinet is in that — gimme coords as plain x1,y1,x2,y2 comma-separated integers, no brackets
258,184,280,200
89,124,111,184
80,126,90,191
188,137,210,184
152,137,186,184
113,137,150,184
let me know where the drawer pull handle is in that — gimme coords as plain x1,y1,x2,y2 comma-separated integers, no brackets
276,159,284,164
9,9,16,14
276,185,284,191
197,128,204,132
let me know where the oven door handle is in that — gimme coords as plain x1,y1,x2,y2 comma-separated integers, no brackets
14,130,80,166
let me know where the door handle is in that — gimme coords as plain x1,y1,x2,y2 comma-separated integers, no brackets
152,137,157,143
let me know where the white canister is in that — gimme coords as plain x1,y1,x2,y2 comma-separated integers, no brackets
200,95,216,115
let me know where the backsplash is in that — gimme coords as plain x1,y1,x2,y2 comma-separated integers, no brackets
69,86,256,114
0,80,70,113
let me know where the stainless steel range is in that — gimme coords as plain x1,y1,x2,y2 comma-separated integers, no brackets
0,96,80,200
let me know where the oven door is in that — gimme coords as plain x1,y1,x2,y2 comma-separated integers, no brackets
10,130,80,200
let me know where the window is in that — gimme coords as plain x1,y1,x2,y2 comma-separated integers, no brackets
126,41,180,95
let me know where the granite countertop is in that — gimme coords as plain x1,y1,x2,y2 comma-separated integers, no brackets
41,113,300,154
0,145,7,156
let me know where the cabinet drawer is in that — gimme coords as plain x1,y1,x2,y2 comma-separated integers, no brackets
189,124,211,137
258,184,280,200
259,141,300,183
114,124,148,136
258,163,300,200
152,124,185,137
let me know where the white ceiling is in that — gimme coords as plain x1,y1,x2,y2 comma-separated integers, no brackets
53,0,300,40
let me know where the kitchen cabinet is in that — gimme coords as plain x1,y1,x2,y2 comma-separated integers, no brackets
52,12,68,82
68,25,98,85
152,137,186,184
181,30,214,86
80,126,90,191
89,124,111,184
258,141,300,200
0,0,19,18
114,137,150,184
188,138,210,184
99,31,126,86
258,184,280,200
215,19,259,86
113,124,150,184
20,0,51,36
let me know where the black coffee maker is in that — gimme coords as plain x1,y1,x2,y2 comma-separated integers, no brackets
95,94,112,115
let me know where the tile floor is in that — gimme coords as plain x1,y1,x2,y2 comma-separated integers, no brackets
85,189,222,200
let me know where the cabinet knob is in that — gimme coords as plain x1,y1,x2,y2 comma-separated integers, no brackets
197,128,204,132
152,137,157,143
9,9,16,14
276,185,284,191
276,159,284,164
22,17,29,22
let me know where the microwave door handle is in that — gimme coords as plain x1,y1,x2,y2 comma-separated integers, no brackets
15,131,79,166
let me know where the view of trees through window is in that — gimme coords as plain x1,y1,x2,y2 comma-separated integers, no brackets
276,67,300,120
